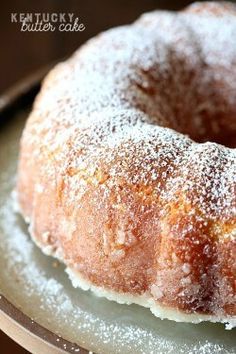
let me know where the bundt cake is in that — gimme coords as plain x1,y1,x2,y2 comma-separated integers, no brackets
17,2,236,327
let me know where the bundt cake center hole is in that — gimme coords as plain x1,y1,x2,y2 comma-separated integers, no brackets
135,73,236,149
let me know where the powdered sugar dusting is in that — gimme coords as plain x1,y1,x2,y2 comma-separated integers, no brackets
17,1,236,328
0,193,235,354
1,75,236,354
24,2,236,221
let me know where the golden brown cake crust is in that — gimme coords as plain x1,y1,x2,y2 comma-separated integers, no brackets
17,2,236,325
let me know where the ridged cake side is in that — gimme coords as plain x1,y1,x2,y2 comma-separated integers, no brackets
17,2,236,326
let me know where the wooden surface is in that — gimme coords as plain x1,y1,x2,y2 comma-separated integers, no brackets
0,0,195,94
0,330,29,353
